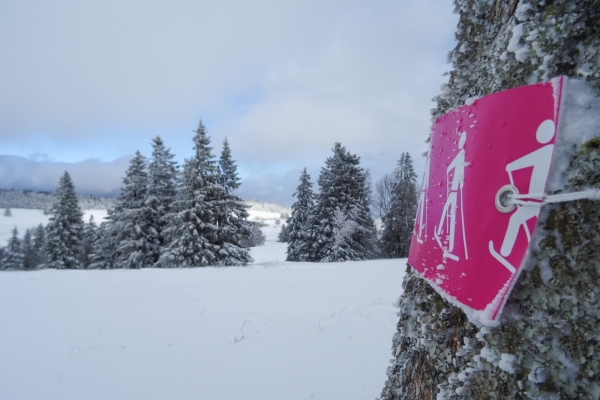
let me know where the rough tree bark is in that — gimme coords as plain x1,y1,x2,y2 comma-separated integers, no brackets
380,1,600,399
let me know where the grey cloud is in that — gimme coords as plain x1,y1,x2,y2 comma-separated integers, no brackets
0,0,457,205
0,155,130,196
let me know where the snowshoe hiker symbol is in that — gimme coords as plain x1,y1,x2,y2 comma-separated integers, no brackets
434,131,470,261
489,120,555,273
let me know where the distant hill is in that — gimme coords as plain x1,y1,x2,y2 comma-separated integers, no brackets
244,199,291,216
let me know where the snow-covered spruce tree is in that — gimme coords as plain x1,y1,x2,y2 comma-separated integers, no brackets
112,151,158,269
21,228,35,270
379,153,418,258
380,1,600,399
31,224,46,268
214,137,253,266
307,143,376,262
218,137,241,192
80,216,97,269
277,223,291,243
157,120,224,267
146,136,179,264
88,220,116,269
4,227,24,270
44,171,84,269
286,168,315,261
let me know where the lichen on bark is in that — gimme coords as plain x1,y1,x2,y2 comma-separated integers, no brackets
380,1,600,399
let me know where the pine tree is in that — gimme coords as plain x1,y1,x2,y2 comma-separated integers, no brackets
157,120,224,267
31,224,46,268
112,151,157,269
44,171,84,269
214,138,252,266
146,136,179,264
21,228,35,270
307,143,376,262
4,227,24,270
80,216,97,269
218,137,241,192
88,221,116,269
380,153,418,258
286,168,315,261
277,223,290,243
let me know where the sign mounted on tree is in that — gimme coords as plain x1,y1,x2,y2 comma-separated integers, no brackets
408,77,564,326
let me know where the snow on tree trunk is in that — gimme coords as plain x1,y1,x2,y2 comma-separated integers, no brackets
380,1,600,399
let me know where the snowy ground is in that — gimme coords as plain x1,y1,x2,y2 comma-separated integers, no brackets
0,208,406,400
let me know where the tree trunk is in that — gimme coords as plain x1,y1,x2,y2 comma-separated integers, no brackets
380,1,600,399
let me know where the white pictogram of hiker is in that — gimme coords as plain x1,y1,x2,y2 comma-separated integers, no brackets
415,155,430,244
434,131,470,261
489,120,555,273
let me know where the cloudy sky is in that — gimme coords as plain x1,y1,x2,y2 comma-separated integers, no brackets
0,0,458,206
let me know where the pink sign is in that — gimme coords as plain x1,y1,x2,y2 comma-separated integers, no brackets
408,78,563,325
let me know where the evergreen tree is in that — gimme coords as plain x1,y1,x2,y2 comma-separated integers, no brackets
146,136,179,264
213,138,252,266
112,151,157,269
80,216,97,269
0,247,5,270
21,228,35,270
31,224,46,268
88,221,116,269
4,227,24,270
380,153,418,258
218,137,241,192
44,171,84,269
286,168,315,261
307,143,376,262
277,223,290,243
157,120,224,267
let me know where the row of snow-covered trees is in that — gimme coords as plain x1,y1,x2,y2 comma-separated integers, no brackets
0,120,255,270
279,143,418,262
0,189,116,210
0,172,94,270
0,225,46,270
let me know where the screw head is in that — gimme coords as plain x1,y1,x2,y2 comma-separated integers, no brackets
495,184,519,213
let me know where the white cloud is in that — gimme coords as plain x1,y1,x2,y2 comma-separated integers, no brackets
0,0,457,204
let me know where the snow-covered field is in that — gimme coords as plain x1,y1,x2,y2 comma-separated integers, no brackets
0,208,406,400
